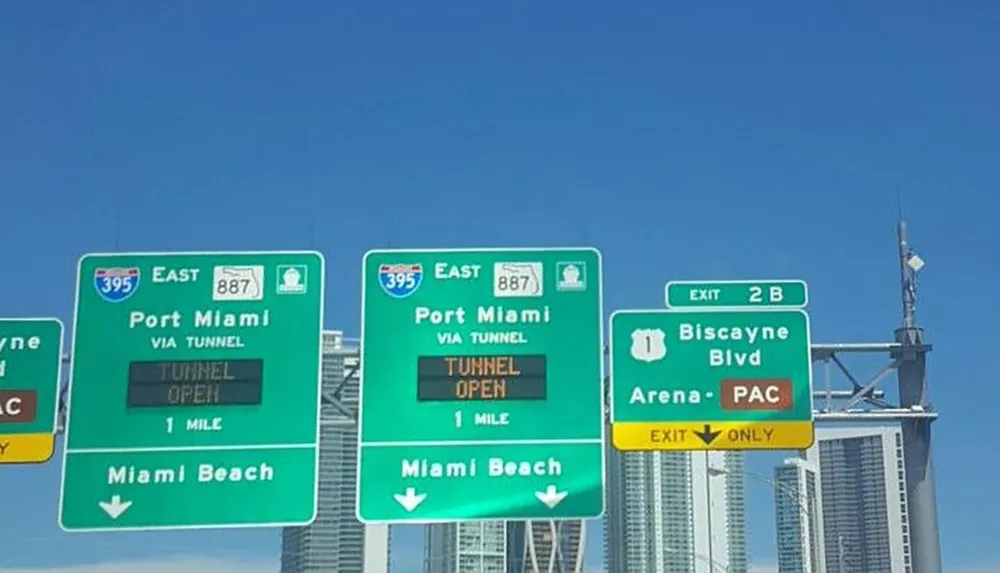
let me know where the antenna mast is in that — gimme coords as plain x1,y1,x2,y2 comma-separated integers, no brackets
897,218,920,329
893,210,941,573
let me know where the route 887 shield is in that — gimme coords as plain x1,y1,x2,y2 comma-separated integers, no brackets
93,267,140,302
213,265,264,301
493,262,543,297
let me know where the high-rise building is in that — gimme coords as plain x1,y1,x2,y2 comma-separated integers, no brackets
773,457,825,573
810,423,913,573
506,520,585,572
604,443,748,573
280,331,390,573
425,521,508,573
424,518,584,572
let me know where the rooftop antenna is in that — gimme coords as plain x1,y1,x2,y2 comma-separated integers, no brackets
896,184,904,220
893,190,942,573
896,189,924,328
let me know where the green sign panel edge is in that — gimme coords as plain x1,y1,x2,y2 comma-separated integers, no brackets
608,306,816,420
607,307,815,450
354,246,607,524
664,279,809,309
0,317,65,464
58,250,325,532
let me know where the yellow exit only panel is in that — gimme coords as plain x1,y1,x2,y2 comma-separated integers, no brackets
0,433,56,464
612,421,815,451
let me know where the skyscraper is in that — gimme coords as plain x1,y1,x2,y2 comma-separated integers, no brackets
423,519,585,572
773,457,825,573
425,521,509,573
810,423,913,573
280,331,390,573
506,520,585,572
604,444,747,573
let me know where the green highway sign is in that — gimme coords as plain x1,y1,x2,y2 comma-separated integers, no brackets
59,251,325,532
356,248,605,523
0,318,64,464
610,308,814,451
665,279,808,309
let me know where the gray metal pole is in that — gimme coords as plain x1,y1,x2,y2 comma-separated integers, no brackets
894,219,942,573
704,451,715,572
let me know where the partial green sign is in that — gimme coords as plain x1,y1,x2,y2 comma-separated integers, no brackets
665,279,808,309
356,248,605,522
610,308,814,451
59,251,324,531
0,318,64,464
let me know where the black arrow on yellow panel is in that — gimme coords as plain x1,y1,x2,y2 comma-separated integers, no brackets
694,424,722,446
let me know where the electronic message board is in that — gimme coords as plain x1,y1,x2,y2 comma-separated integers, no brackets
126,359,264,408
416,355,546,402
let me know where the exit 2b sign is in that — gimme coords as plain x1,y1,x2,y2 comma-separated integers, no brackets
665,280,808,310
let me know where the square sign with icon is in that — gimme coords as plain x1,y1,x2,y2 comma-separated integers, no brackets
277,264,308,294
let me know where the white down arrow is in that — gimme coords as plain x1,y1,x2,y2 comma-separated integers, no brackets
393,488,426,512
98,495,133,519
534,485,568,509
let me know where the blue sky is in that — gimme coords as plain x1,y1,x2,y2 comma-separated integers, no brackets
1,1,998,570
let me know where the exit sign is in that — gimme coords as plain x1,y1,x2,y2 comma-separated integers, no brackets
665,280,808,309
610,307,815,451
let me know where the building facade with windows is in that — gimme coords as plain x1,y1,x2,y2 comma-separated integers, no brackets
773,456,825,573
604,442,748,573
425,521,509,573
809,423,913,573
280,331,389,573
506,520,585,572
424,519,584,572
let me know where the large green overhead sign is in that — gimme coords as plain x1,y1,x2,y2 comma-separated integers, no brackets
59,251,325,532
0,318,64,464
612,279,814,452
356,248,606,523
